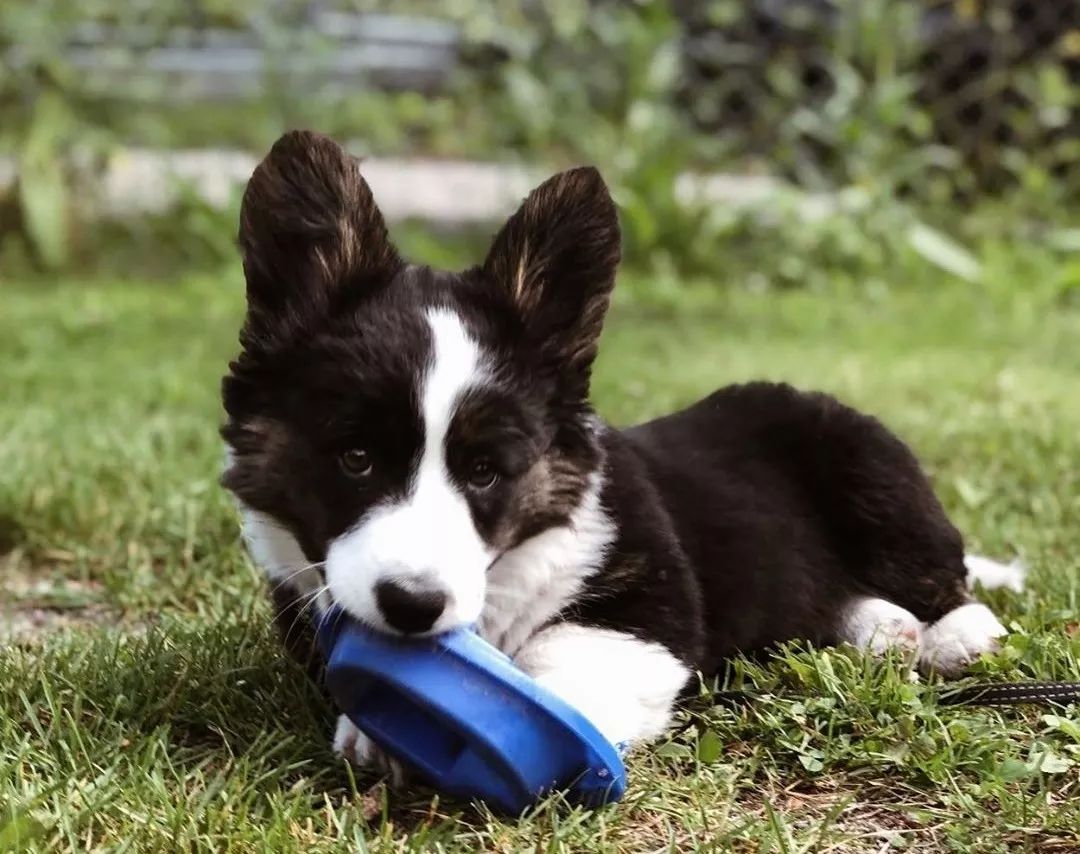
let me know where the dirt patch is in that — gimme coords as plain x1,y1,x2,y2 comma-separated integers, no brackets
1,565,116,642
725,780,1080,853
1,603,117,641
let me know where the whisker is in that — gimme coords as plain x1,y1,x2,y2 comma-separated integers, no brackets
267,562,327,596
273,586,324,617
314,600,334,636
269,560,324,579
306,588,343,661
281,584,329,648
299,585,328,618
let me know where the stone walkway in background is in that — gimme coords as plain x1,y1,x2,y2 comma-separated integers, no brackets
0,149,836,226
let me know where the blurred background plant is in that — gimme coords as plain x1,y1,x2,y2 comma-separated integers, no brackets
0,0,1076,285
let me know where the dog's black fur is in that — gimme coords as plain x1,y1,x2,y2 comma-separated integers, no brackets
613,384,969,672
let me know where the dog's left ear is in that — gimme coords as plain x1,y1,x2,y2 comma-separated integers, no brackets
482,167,620,390
238,130,401,348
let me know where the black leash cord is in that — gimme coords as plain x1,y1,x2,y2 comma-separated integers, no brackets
937,680,1080,707
698,680,1080,712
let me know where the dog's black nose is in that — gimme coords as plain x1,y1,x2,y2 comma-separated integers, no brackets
375,579,447,634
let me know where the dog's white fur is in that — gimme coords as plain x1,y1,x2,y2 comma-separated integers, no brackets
514,622,690,746
922,602,1009,675
838,596,923,655
964,553,1027,593
333,715,406,787
837,554,1019,675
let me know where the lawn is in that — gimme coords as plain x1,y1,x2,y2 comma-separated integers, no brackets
1,251,1078,852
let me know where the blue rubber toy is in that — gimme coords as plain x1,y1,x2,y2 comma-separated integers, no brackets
317,607,626,814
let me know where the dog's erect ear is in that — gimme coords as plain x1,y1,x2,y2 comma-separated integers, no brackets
238,130,401,346
482,167,620,389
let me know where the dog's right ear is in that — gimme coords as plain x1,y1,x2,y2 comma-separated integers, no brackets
237,130,401,347
482,167,620,396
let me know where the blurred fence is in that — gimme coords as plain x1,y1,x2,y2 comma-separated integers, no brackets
28,13,459,100
675,0,1078,195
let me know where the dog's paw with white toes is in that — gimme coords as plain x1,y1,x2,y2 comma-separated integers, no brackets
333,714,407,787
921,603,1007,676
839,597,923,657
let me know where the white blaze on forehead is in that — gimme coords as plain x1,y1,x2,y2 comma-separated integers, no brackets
421,308,485,459
325,307,494,634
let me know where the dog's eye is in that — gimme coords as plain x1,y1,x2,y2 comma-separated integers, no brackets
340,449,373,478
467,457,498,490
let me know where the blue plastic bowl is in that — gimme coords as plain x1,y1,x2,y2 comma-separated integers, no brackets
317,608,626,814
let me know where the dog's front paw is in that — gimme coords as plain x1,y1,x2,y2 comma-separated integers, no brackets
332,714,408,787
920,603,1007,676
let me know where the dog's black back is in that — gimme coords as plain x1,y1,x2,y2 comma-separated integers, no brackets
583,382,970,674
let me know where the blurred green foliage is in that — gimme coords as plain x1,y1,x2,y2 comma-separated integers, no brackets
0,0,1075,280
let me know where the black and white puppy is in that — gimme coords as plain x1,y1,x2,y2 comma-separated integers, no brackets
222,131,1017,769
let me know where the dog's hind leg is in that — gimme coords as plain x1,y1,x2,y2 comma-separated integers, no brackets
800,406,981,627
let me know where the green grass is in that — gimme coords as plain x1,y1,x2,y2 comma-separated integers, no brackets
1,248,1078,852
